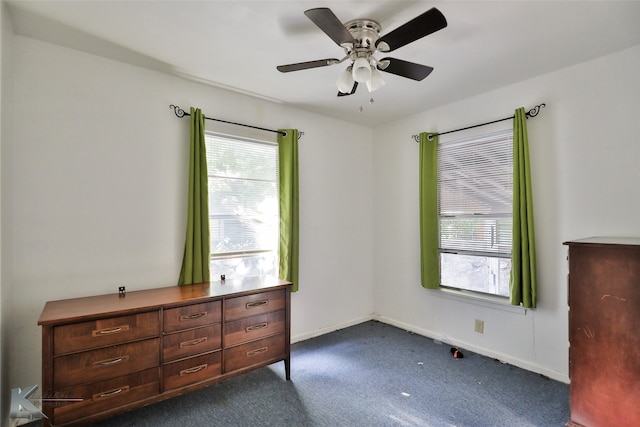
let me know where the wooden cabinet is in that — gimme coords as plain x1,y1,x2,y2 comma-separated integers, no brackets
223,290,288,374
39,276,292,426
564,237,640,427
161,300,223,393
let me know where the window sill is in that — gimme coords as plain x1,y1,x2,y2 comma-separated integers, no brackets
427,287,528,315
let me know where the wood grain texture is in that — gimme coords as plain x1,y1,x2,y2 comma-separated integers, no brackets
224,289,286,321
39,277,292,426
163,325,221,363
565,239,640,427
38,276,289,325
53,339,160,389
163,300,221,333
224,310,286,347
53,311,159,354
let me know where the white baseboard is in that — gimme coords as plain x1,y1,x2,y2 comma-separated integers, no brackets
373,314,570,384
291,314,375,344
290,314,569,384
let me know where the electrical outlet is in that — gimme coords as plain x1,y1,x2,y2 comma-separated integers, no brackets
474,319,484,334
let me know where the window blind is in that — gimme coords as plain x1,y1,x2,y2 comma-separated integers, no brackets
438,129,513,256
205,134,279,257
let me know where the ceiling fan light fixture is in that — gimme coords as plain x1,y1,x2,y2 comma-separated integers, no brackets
366,67,385,92
352,57,372,83
337,66,355,93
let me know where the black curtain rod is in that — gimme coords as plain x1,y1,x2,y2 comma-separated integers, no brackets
170,105,287,137
412,103,546,142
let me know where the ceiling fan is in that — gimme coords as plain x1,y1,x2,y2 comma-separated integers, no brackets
276,7,447,96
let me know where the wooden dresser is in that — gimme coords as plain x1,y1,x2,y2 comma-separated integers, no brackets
38,276,292,426
564,238,640,427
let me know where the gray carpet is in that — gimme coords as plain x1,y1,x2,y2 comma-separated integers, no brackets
88,320,569,426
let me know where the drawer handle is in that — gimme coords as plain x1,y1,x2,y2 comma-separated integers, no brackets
247,346,268,357
246,300,268,309
180,311,207,321
93,355,129,367
95,386,129,400
179,337,208,348
180,364,208,376
246,322,268,333
92,325,130,336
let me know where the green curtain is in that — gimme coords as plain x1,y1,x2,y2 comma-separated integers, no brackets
419,132,440,289
178,107,210,285
278,129,299,292
510,107,537,307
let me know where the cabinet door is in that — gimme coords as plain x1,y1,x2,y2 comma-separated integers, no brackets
568,244,640,427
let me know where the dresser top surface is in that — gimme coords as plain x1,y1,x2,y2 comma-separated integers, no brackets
38,276,292,325
563,236,640,247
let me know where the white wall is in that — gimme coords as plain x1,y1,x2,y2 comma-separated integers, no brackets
6,35,374,388
372,44,640,382
0,1,15,424
5,6,639,399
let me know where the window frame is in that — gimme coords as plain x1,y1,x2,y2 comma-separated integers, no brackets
436,129,514,298
204,131,280,279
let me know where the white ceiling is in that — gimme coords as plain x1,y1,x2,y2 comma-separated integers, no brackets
6,1,640,127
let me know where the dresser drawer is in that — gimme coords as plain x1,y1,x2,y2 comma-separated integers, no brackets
164,301,221,333
224,334,286,373
53,311,159,355
163,351,222,391
54,338,160,389
225,310,286,347
52,368,159,425
224,290,285,321
163,325,222,363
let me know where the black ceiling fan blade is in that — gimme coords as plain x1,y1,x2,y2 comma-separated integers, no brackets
337,82,358,97
376,8,447,52
378,58,434,81
277,58,340,73
304,8,356,46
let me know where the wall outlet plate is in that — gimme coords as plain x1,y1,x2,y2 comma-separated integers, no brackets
474,319,484,334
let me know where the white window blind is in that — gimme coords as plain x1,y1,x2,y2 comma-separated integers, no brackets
438,129,513,297
205,133,279,278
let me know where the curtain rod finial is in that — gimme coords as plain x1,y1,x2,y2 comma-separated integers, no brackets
170,104,187,118
526,103,546,118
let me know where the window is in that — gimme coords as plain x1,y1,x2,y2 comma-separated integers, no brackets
438,129,513,297
205,133,279,279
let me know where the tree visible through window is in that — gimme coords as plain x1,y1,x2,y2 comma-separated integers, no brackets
205,133,279,279
438,130,513,297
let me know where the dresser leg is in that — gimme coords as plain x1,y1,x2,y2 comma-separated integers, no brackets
285,358,291,380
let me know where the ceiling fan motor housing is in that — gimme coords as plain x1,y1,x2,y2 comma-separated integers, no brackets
343,19,382,57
